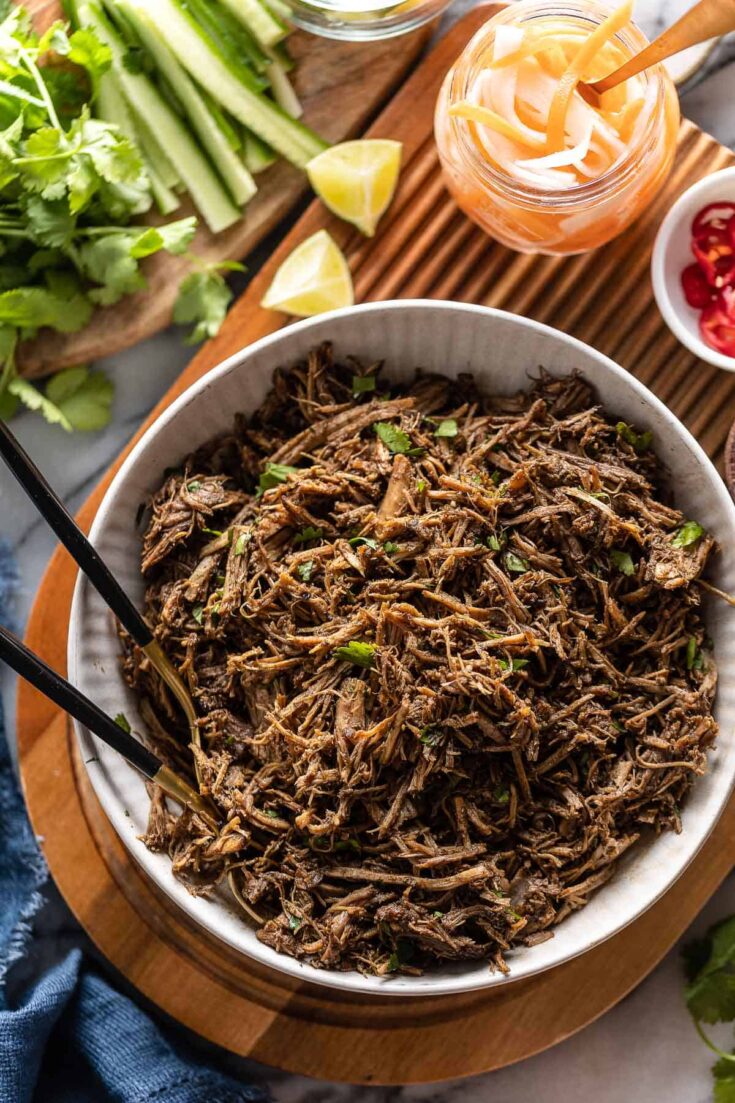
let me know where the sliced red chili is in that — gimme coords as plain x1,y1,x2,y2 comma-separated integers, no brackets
699,288,735,357
692,233,735,288
681,263,713,309
692,202,735,239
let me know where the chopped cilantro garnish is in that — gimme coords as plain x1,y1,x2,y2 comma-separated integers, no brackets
434,418,458,439
298,560,315,582
294,525,323,544
416,479,427,493
114,713,131,734
686,636,704,671
333,640,376,668
335,838,361,853
503,551,529,574
192,604,204,625
352,374,376,396
373,421,423,456
493,784,510,804
486,532,507,551
387,938,414,973
419,726,439,746
383,541,399,554
672,521,705,548
201,526,223,538
497,658,529,672
233,531,251,556
186,480,201,491
348,536,379,549
610,549,635,576
616,421,653,453
288,913,303,932
258,462,298,495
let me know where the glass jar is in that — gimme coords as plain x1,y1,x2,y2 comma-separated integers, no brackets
287,0,451,41
434,1,680,255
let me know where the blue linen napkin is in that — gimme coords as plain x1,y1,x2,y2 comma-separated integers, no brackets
0,542,267,1103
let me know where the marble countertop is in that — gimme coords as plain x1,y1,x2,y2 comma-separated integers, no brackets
2,2,735,1100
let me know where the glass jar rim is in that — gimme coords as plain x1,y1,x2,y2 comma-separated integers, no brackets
448,1,672,207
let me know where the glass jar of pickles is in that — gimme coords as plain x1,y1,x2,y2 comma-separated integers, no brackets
286,0,451,40
434,1,680,255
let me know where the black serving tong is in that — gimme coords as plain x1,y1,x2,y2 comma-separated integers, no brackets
0,622,213,820
0,418,210,814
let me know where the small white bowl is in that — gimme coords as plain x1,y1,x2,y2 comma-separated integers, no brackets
652,166,735,373
68,301,735,998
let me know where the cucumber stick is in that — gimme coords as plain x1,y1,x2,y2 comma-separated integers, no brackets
96,70,181,214
117,0,256,207
76,0,240,233
218,0,288,48
126,0,326,168
265,51,302,119
242,128,277,174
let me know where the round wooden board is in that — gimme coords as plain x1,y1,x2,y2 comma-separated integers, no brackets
15,6,735,1084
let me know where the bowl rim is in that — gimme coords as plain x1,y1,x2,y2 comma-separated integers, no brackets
651,166,735,374
68,298,735,998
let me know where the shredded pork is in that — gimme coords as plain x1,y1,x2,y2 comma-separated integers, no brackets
121,343,718,976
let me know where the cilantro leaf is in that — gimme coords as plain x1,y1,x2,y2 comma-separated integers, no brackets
258,462,298,495
352,374,376,396
348,536,378,549
434,418,458,438
44,365,113,431
374,421,414,454
672,521,704,548
713,1058,735,1103
67,28,112,85
129,217,197,258
173,262,241,345
114,712,131,733
294,525,322,544
498,658,529,672
686,636,704,672
233,531,251,555
503,551,529,574
298,560,314,582
616,421,653,453
610,549,635,576
333,640,376,668
7,375,72,431
685,917,735,1024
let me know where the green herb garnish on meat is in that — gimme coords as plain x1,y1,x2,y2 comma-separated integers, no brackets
672,521,705,548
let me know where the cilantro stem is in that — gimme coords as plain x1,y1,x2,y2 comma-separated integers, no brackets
13,144,81,165
0,80,45,108
16,40,61,130
694,1019,735,1062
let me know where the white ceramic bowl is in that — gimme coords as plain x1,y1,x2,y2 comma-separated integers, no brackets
68,300,735,999
651,166,735,373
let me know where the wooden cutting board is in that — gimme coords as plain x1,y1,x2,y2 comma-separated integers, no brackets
16,4,735,1085
16,0,430,377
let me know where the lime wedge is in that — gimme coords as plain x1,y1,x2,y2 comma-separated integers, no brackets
261,229,354,317
306,139,402,237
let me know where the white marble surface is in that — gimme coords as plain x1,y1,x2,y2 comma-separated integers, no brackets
2,2,735,1099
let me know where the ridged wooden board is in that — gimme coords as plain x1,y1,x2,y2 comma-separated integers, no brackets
16,0,430,376
16,5,735,1086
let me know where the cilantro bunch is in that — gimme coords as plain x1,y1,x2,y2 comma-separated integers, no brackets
0,5,198,430
684,916,735,1100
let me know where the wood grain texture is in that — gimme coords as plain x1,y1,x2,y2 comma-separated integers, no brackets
16,0,430,377
16,5,735,1085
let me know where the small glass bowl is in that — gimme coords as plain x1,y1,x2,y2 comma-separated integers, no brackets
286,0,451,41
